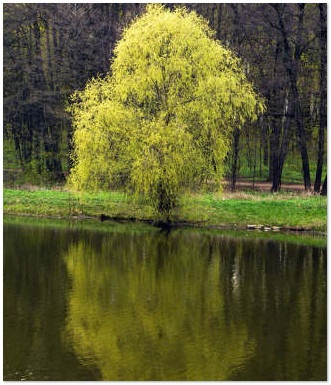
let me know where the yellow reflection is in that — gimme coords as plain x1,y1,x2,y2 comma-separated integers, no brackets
62,234,255,380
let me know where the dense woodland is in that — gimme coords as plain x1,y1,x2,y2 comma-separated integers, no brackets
3,3,327,193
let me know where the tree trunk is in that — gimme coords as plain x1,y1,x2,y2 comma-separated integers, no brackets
261,120,269,167
314,3,327,193
270,92,292,192
270,117,281,191
320,175,327,196
293,87,311,190
268,119,273,183
215,3,223,41
275,4,311,191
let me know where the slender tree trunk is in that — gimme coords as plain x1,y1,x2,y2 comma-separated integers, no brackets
276,4,311,190
295,5,311,190
292,5,311,190
270,117,282,192
320,175,327,196
293,86,311,190
33,18,46,87
270,92,293,192
215,3,222,41
314,3,327,192
45,20,54,91
262,121,269,167
267,41,282,184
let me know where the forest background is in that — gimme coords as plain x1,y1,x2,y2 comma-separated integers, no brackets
3,3,327,194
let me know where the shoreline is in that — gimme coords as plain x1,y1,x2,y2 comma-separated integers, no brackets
4,212,327,250
4,187,327,234
3,211,327,237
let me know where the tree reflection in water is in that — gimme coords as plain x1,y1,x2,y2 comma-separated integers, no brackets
62,230,326,381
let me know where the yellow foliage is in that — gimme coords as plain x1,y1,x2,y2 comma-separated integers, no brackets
68,4,265,214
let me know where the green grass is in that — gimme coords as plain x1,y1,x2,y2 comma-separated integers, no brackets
3,188,155,220
179,192,326,230
3,188,327,232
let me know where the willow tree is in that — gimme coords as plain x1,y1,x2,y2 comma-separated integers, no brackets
69,4,264,216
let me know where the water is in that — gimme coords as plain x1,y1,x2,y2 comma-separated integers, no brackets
3,219,327,381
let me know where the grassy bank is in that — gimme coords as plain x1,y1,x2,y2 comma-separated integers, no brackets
3,188,327,232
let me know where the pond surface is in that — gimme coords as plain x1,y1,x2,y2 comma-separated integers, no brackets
3,219,327,381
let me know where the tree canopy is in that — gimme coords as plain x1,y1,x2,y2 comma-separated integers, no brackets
68,4,264,215
4,4,326,194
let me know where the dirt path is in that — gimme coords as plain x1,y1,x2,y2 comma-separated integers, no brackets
224,179,306,193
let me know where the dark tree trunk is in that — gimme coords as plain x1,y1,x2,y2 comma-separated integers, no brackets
45,20,54,91
294,5,311,190
294,87,311,190
270,118,281,192
271,159,281,192
215,3,223,41
270,93,292,192
262,121,269,167
314,3,327,193
267,41,282,185
320,175,327,196
268,121,273,183
275,4,311,191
